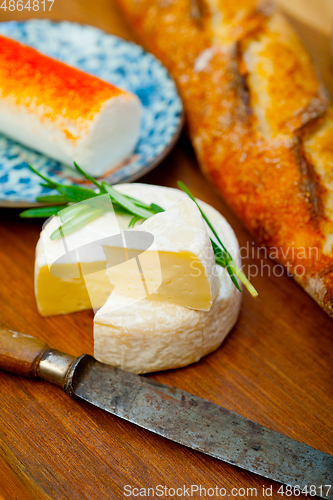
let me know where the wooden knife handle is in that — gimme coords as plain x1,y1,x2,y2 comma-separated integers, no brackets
0,324,49,377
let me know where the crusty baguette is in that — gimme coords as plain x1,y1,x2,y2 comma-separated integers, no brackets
117,0,333,317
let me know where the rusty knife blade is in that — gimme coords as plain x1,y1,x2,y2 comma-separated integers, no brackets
68,355,333,498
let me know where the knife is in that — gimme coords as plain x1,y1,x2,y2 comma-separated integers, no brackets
0,325,332,498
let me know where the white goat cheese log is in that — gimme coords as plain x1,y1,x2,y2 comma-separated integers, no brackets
0,35,141,176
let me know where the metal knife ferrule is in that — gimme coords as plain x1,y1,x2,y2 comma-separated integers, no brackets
38,348,76,389
38,349,92,393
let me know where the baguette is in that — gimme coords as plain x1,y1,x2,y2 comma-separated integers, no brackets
117,0,333,317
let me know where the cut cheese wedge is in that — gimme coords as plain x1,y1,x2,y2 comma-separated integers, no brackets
103,198,218,310
0,35,141,176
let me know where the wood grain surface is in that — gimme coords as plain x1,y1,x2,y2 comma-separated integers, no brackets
0,2,332,499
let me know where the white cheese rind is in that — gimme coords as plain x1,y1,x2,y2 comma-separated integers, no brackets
94,264,241,374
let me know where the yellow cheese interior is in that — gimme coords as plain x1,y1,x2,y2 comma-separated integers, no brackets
36,263,113,317
104,248,214,311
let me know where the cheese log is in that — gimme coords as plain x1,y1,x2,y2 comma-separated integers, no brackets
0,35,141,176
94,186,241,374
104,198,218,310
116,0,333,317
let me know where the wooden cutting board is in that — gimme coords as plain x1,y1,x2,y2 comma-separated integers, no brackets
0,2,332,499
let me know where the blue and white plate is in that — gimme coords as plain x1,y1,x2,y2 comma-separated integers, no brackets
0,20,183,207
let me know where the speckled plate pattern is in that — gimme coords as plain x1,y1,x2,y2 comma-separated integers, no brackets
0,20,183,207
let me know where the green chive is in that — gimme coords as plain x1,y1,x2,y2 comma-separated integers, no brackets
36,194,69,204
59,204,91,223
101,182,154,219
150,203,165,213
57,185,98,202
20,206,67,218
228,260,258,297
28,165,59,189
128,215,144,228
39,182,55,189
177,181,258,297
50,209,104,240
178,181,231,256
74,162,106,193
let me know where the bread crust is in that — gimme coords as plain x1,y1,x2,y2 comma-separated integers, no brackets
117,0,333,317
